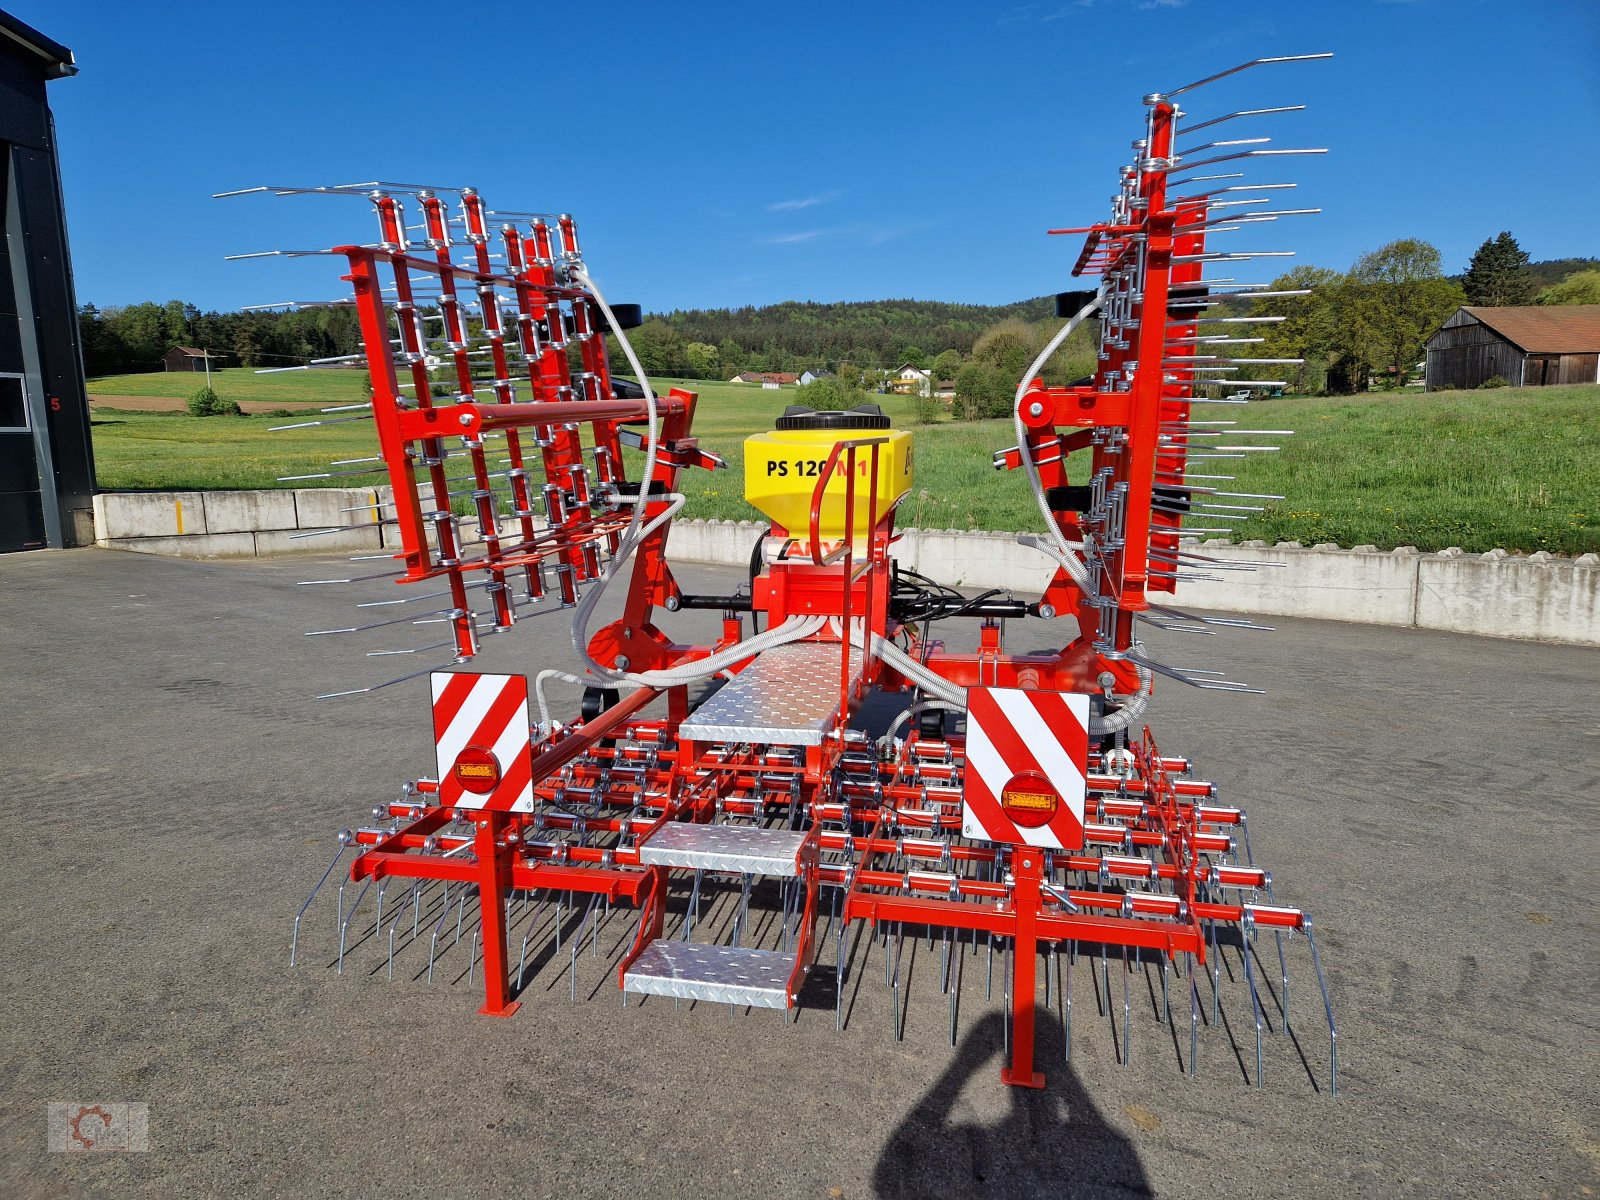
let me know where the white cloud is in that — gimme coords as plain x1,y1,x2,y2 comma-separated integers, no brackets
767,191,842,212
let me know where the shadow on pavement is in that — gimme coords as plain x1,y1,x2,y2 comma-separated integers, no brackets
873,1012,1151,1199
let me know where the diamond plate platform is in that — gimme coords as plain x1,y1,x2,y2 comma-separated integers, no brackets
622,941,793,1008
638,823,808,876
679,641,860,746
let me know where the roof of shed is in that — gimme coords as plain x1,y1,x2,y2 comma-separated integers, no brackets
1460,305,1600,353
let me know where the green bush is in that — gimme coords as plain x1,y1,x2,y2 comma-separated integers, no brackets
1477,375,1509,390
187,385,242,416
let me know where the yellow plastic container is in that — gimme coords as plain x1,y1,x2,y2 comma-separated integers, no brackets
744,423,913,540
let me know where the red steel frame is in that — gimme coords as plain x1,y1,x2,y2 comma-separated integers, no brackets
304,121,1316,1090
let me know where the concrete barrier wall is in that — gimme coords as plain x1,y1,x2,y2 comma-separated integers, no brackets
93,488,390,557
91,493,1600,645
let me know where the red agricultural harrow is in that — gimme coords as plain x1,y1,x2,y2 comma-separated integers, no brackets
232,53,1336,1092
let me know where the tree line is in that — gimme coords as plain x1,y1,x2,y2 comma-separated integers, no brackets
78,235,1594,399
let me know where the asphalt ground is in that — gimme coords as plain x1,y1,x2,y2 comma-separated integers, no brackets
0,547,1595,1199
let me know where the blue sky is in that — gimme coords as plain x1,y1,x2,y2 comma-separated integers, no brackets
19,0,1599,315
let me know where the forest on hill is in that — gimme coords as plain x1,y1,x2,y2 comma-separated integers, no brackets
78,237,1597,396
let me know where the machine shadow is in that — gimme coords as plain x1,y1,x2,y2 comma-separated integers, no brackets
873,1011,1152,1199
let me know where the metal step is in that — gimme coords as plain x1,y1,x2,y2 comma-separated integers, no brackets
622,941,794,1009
637,822,808,877
679,640,861,746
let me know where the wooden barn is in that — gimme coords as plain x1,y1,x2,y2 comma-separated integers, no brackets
1424,305,1600,391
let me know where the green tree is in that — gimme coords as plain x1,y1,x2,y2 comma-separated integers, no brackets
954,362,998,421
624,320,688,377
900,345,926,368
716,339,744,376
684,341,719,379
1462,231,1535,307
930,349,962,386
163,299,195,349
1535,268,1600,306
970,319,1040,391
1252,265,1343,393
1340,239,1465,389
794,375,868,411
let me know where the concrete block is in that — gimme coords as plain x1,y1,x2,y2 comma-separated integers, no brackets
891,528,1056,592
1416,555,1600,645
295,487,386,530
1175,544,1419,626
103,532,257,558
666,519,753,568
255,527,382,556
93,491,208,540
203,489,297,534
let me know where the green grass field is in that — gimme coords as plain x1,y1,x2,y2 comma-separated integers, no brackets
89,373,1600,555
89,367,368,408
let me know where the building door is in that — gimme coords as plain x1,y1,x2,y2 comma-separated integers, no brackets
0,371,46,550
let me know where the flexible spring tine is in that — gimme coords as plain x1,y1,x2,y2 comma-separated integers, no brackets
1002,939,1011,1057
517,890,550,982
373,881,389,941
336,881,371,975
1304,915,1338,1097
1122,945,1132,1067
426,884,457,982
387,882,422,980
835,913,847,1033
1188,951,1200,1077
571,896,597,1003
1243,918,1265,1086
892,923,905,1041
1061,941,1072,1065
290,844,346,966
469,929,480,984
1275,929,1291,1033
1161,953,1170,1024
949,931,963,1047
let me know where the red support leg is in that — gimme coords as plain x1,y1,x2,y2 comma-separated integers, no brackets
475,811,521,1017
1001,848,1046,1088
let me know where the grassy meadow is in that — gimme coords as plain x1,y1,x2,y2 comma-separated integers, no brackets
89,367,368,408
89,372,1600,555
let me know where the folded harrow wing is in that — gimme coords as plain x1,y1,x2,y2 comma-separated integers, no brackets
244,54,1336,1092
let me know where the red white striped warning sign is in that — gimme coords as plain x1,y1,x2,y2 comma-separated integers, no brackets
431,672,535,812
961,686,1089,849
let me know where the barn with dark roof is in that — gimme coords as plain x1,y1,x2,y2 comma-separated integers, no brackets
1424,305,1600,391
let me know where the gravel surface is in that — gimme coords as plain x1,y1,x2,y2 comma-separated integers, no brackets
0,547,1594,1199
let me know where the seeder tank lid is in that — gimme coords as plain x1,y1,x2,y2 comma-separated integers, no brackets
775,404,892,431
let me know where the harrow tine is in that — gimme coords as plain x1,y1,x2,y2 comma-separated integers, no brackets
835,910,846,1033
290,842,347,967
426,883,457,982
1122,945,1132,1067
891,923,904,1041
336,880,371,975
1275,928,1291,1034
1188,951,1200,1076
517,890,551,984
1304,915,1338,1097
1243,916,1265,1086
948,932,963,1047
1060,941,1072,1064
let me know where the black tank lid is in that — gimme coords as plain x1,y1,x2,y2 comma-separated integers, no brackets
774,403,892,431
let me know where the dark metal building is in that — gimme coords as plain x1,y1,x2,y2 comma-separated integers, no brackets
0,11,93,552
1424,305,1600,392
